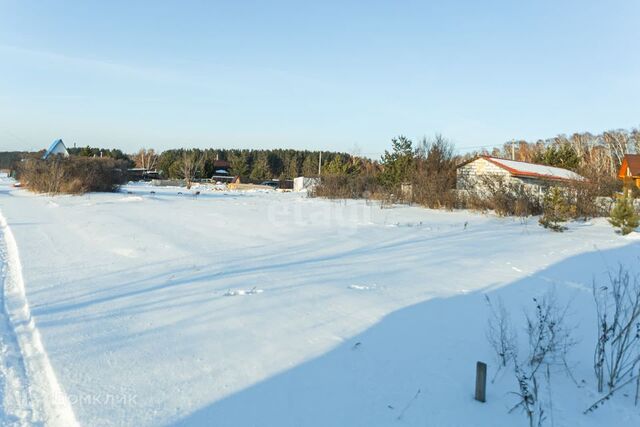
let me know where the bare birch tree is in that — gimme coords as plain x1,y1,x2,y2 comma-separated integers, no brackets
179,150,204,189
134,148,159,170
602,130,630,171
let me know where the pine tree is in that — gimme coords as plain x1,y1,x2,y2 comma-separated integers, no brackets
609,191,639,235
286,156,299,179
535,143,580,171
539,187,576,232
301,154,319,177
228,150,249,178
250,153,270,181
379,136,414,189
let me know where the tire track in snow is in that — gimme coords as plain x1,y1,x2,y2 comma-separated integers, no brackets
0,237,32,426
0,212,79,427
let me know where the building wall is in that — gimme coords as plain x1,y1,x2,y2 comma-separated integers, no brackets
293,177,320,192
43,142,69,159
456,158,511,190
49,143,69,157
456,157,558,195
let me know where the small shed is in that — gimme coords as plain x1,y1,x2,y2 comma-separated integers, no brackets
42,139,69,160
456,156,583,194
618,154,640,188
293,176,320,192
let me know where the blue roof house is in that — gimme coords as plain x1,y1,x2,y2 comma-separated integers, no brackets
42,139,69,159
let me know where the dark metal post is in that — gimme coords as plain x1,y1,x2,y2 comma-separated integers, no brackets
475,361,487,402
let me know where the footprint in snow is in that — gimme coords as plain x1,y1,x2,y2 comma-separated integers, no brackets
348,284,377,291
224,288,264,296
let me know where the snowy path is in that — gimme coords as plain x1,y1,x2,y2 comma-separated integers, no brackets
0,212,78,427
0,219,33,427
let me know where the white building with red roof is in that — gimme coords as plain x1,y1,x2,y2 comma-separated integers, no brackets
456,155,584,193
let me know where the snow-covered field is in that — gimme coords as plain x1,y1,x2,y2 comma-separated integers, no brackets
1,178,639,426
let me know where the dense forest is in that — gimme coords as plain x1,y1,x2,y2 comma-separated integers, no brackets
151,148,359,181
59,147,364,181
0,147,361,181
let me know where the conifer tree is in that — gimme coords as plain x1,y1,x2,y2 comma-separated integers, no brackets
539,187,576,232
609,191,639,235
535,143,580,171
379,136,414,189
301,155,319,177
228,150,250,178
250,153,271,181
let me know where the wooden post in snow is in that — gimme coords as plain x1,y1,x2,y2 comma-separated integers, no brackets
475,361,487,402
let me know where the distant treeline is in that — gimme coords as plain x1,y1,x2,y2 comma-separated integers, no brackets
3,126,638,182
87,147,374,181
67,146,131,162
0,151,39,170
153,148,360,181
0,147,370,181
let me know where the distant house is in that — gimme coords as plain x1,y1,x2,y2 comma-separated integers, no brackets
618,154,640,188
210,160,234,183
42,139,69,160
456,156,583,194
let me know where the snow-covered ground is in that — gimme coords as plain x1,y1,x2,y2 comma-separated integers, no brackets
0,178,639,426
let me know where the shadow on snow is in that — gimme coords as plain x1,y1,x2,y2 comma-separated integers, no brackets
168,242,640,427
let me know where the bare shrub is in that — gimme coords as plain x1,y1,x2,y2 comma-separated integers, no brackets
571,166,621,219
17,157,127,194
486,291,575,427
524,293,574,369
411,135,458,209
486,295,517,369
312,175,382,200
587,267,640,413
463,175,543,217
511,292,574,427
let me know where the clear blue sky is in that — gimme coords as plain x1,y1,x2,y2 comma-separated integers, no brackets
1,0,639,156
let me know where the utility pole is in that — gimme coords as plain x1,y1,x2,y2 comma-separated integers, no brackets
318,152,322,176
